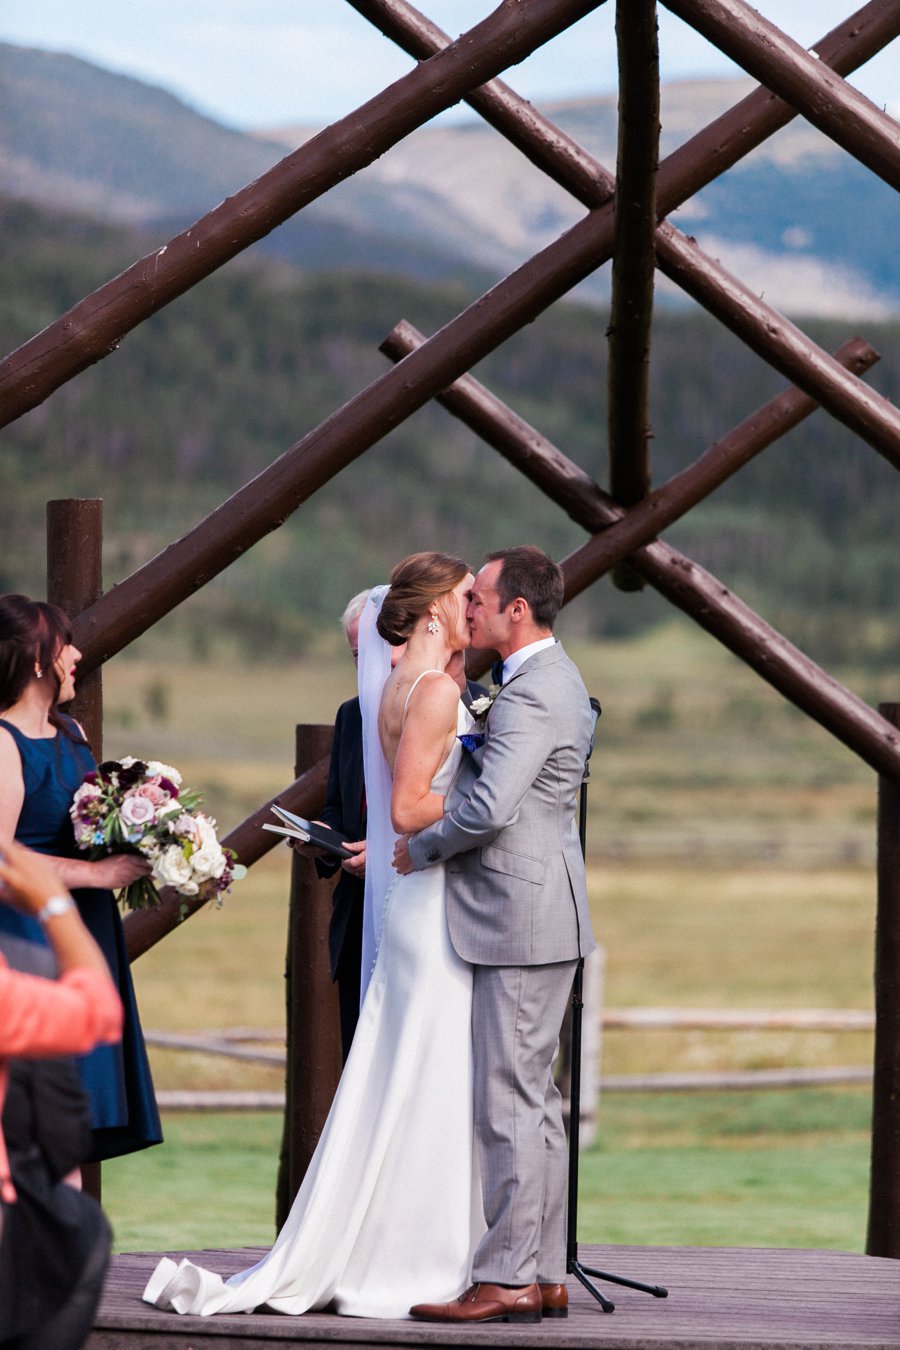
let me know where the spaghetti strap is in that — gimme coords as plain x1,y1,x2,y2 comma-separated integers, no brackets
402,668,445,714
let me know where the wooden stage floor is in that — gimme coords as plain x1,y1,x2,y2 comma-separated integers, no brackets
88,1242,900,1349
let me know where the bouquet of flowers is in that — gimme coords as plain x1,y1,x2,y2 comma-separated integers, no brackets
70,756,245,912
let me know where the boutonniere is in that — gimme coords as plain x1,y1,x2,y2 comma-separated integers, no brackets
469,683,501,723
458,683,501,753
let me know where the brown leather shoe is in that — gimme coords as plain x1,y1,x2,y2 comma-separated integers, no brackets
410,1282,542,1323
539,1282,569,1318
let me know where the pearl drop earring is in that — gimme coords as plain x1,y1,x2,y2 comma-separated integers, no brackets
427,612,440,636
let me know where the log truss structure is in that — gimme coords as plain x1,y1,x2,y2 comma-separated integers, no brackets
3,0,900,1252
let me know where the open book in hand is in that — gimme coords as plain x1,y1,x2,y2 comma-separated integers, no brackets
262,804,353,860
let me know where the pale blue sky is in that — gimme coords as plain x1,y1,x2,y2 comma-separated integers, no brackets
1,1,896,130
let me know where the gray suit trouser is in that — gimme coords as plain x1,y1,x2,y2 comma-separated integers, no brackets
470,958,578,1286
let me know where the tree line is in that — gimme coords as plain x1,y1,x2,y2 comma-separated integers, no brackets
1,194,897,667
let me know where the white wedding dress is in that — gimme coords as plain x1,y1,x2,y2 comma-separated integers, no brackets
143,698,483,1319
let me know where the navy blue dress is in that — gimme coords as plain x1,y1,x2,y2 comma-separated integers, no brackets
0,716,162,1162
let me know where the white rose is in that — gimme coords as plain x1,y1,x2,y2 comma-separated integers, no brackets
153,844,194,891
73,782,102,805
185,816,226,881
147,760,182,787
190,841,227,882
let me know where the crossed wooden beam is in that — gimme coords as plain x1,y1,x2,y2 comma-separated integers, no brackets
0,0,897,962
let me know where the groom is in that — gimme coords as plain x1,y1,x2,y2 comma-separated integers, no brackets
394,546,596,1324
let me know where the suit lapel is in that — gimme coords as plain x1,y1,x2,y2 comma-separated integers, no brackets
498,640,563,693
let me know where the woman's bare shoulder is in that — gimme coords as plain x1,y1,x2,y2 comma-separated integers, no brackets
404,668,458,712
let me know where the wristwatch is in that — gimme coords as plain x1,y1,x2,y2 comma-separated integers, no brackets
37,895,76,924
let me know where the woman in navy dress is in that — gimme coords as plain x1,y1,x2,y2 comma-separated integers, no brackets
0,594,162,1162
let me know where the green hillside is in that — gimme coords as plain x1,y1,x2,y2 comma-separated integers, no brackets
1,194,898,667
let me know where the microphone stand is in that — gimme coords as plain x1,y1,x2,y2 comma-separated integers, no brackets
566,696,668,1312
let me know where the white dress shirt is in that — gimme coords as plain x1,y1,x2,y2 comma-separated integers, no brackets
499,636,556,684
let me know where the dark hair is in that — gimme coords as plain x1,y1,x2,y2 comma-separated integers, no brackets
486,546,564,630
377,552,470,646
0,594,82,738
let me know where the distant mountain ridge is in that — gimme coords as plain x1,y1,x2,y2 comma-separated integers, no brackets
1,41,897,317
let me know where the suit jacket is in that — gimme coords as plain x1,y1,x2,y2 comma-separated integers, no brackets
315,697,366,981
409,641,596,966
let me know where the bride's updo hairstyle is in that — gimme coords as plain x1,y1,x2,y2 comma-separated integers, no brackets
377,552,470,646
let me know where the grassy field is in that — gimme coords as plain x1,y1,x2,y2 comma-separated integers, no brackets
94,617,884,1255
105,1088,873,1254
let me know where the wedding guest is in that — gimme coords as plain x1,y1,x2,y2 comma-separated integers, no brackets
0,839,123,1349
0,594,162,1162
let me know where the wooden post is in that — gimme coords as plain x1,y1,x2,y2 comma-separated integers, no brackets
866,703,900,1258
46,499,103,751
608,0,659,592
46,498,103,1202
276,724,342,1229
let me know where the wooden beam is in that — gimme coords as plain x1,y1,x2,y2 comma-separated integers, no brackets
379,321,900,782
0,0,607,431
69,190,898,680
664,0,900,191
566,342,880,574
3,0,894,442
346,0,899,212
382,320,877,552
348,0,900,474
867,703,900,1257
651,224,900,474
55,5,897,671
608,0,659,510
345,0,613,204
69,201,617,677
660,0,900,206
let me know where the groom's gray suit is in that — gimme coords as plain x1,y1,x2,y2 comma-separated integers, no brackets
408,640,596,1286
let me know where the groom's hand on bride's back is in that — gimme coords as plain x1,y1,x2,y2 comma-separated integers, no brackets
393,834,414,875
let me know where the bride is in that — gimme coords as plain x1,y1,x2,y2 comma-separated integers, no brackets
143,552,485,1319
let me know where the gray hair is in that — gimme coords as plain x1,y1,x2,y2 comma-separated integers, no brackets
340,589,372,636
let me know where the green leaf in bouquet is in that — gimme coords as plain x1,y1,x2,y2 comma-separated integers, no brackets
118,874,162,912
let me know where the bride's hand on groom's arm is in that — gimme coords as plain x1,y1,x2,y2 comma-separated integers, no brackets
393,835,413,875
340,841,366,878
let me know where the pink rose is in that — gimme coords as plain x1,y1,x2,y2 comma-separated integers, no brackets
121,794,156,828
137,781,168,807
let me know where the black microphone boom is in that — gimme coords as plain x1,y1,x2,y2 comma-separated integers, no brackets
566,693,668,1312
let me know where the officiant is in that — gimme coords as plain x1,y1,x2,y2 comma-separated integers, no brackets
301,590,371,1062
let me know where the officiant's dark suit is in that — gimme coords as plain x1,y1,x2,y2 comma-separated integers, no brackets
315,696,366,1062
